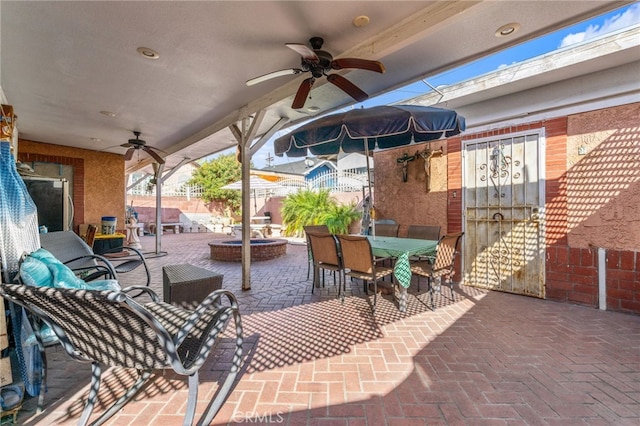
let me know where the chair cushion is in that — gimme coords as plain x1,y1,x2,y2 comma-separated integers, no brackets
19,256,53,287
24,248,120,291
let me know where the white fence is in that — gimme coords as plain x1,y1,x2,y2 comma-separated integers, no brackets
127,171,369,198
128,182,205,198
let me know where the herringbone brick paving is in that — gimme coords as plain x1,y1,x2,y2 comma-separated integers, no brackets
13,233,640,425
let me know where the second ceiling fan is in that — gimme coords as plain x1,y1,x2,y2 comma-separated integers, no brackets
121,131,165,164
246,37,385,109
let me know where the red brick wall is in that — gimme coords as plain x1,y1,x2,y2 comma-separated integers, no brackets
375,104,639,315
18,139,125,232
546,245,598,306
606,249,640,314
546,246,640,314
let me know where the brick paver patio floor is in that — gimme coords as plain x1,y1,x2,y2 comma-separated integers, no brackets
10,232,640,425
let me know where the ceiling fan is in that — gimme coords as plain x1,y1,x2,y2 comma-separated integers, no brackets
121,131,165,164
246,37,385,109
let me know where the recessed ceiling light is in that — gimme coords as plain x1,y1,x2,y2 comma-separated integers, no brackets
90,137,102,142
137,46,160,59
353,15,370,28
100,110,116,118
495,23,520,37
307,106,320,112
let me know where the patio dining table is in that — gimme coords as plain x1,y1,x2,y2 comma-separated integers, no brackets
366,236,438,312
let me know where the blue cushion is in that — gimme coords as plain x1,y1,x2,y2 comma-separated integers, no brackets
29,247,58,263
20,256,53,287
27,248,120,291
47,260,88,289
88,280,121,292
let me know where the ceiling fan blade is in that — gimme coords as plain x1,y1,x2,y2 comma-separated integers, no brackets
120,143,133,148
124,147,135,161
146,145,167,154
331,58,385,73
292,77,315,109
143,146,165,164
327,74,368,102
286,43,319,62
246,68,304,86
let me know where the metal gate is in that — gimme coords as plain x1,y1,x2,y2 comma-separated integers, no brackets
463,131,545,298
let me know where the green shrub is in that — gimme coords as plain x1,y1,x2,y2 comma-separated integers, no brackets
281,189,361,236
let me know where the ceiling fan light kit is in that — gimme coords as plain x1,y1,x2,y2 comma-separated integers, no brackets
246,37,385,109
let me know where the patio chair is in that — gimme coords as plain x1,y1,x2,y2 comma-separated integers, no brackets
410,232,464,309
373,223,399,237
37,230,117,283
303,224,330,281
12,246,127,411
336,234,394,312
406,225,441,240
0,283,243,426
306,231,342,294
41,228,151,288
407,225,441,262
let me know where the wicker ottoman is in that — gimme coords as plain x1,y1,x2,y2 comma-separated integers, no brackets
162,264,223,307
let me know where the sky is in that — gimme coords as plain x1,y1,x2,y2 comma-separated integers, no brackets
223,3,640,169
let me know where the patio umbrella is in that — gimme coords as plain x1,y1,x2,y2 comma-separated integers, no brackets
222,175,283,214
274,104,465,234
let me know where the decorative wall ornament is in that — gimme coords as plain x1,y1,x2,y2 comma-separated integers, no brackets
417,146,443,192
396,152,416,182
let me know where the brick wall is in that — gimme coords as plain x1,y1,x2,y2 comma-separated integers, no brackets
546,245,598,306
372,105,639,315
606,249,640,314
18,139,125,232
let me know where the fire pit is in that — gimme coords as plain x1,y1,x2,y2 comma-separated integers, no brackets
209,239,287,262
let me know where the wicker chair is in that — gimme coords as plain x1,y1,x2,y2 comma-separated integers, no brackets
306,231,342,294
336,235,394,312
0,283,243,426
410,232,464,309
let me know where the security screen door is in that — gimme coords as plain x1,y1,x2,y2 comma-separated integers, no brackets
463,131,545,298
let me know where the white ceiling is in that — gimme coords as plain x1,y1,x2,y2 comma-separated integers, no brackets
1,1,630,173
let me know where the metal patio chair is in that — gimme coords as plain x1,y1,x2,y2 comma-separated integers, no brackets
407,225,441,262
406,225,441,241
40,229,151,288
336,234,394,312
306,231,342,294
0,283,243,426
373,223,399,237
303,224,330,281
410,232,464,309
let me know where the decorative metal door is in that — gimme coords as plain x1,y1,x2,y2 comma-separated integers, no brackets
463,132,545,298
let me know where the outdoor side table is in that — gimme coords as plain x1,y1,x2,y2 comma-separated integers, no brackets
162,264,223,308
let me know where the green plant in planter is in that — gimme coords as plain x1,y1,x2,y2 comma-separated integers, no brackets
281,189,361,236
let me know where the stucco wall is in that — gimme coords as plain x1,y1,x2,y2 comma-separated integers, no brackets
566,103,640,251
18,139,125,231
374,141,449,237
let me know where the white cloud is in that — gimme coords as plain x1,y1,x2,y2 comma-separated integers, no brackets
559,3,640,48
